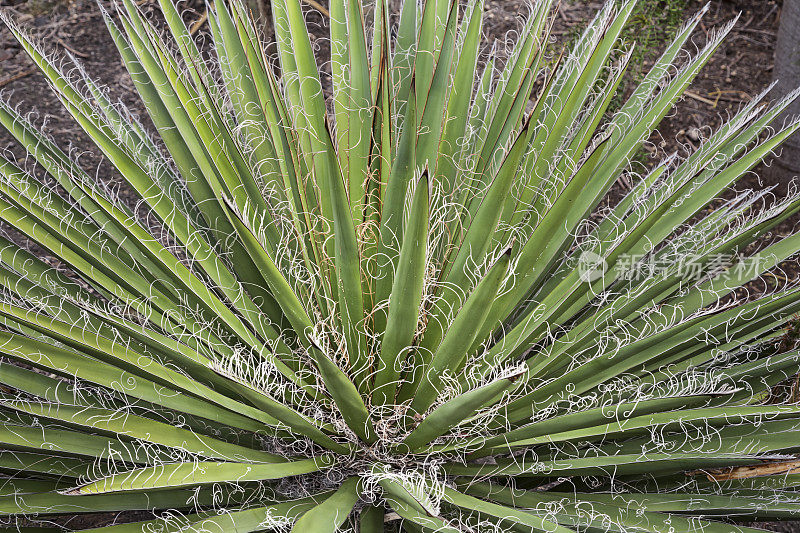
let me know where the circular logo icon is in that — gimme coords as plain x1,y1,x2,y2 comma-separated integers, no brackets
577,250,607,283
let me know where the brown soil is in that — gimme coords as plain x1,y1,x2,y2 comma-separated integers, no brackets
0,0,798,530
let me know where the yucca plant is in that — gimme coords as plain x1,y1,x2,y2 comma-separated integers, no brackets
2,0,800,530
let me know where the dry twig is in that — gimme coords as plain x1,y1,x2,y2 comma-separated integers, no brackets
0,69,34,88
57,38,90,58
190,10,209,34
303,0,330,17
